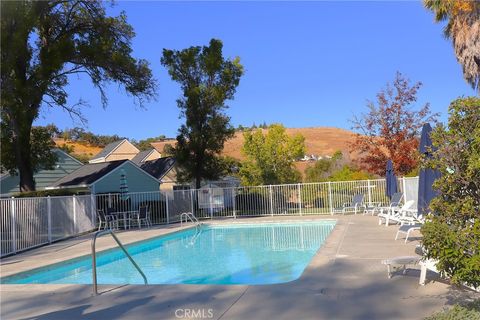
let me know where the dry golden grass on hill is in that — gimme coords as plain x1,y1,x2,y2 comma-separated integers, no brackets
54,139,103,158
222,127,359,161
151,127,359,177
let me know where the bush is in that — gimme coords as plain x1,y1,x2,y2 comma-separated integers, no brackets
422,97,480,288
424,300,480,320
12,189,87,198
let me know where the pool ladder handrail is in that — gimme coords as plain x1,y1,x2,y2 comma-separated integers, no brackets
180,212,200,227
91,229,148,295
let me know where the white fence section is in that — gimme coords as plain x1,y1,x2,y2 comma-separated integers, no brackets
0,177,419,257
0,195,96,257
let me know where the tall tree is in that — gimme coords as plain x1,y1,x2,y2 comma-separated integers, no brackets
1,1,156,191
350,72,438,176
424,0,480,93
240,124,305,186
421,97,480,288
161,39,243,189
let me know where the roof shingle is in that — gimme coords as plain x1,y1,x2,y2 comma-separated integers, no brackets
49,160,128,188
140,157,176,180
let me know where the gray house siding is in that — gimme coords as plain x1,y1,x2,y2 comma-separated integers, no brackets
0,149,82,195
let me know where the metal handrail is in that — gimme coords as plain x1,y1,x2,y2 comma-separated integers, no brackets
180,212,199,226
91,229,148,295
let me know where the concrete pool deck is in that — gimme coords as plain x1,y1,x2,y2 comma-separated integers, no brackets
1,215,478,320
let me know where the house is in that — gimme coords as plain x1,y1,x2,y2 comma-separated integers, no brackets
88,139,139,164
131,149,162,165
48,159,160,194
139,157,177,190
0,149,83,196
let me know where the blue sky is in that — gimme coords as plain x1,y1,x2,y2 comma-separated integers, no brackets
34,1,476,140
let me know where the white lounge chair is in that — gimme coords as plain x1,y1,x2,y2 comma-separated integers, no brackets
395,223,423,243
333,194,365,215
378,200,415,226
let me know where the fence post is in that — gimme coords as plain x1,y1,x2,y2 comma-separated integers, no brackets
47,196,52,243
72,195,77,234
328,182,333,215
269,185,274,216
209,188,213,219
108,193,112,208
297,183,302,216
190,189,195,216
232,188,237,219
10,197,16,254
90,193,96,229
165,192,170,224
402,177,407,202
367,179,372,206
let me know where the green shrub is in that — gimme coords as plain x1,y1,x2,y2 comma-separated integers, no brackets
424,300,480,320
422,97,480,288
12,189,87,198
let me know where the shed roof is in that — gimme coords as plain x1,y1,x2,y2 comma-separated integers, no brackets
49,160,128,188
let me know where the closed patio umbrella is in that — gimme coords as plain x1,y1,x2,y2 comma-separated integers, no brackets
417,123,441,216
385,159,398,200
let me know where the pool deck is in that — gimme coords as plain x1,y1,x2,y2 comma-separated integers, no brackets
1,215,478,320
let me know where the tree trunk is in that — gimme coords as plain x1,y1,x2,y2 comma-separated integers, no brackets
195,176,201,189
11,115,36,192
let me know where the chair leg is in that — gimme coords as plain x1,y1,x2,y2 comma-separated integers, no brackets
419,264,427,285
405,229,412,243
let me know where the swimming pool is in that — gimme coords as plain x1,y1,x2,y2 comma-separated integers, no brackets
1,221,336,285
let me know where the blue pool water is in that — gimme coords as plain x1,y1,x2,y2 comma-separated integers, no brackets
1,221,336,285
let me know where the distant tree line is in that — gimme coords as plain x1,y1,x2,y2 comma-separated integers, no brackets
236,122,269,132
60,127,126,147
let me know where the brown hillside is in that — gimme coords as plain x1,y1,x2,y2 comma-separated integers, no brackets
152,127,358,161
54,139,103,158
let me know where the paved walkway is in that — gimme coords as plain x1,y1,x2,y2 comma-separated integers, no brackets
1,215,478,320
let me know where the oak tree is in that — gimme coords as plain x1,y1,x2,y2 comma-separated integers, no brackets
1,0,156,191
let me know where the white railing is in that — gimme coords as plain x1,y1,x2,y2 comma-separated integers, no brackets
0,194,96,257
0,177,419,257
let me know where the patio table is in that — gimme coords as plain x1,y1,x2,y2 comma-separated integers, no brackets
112,211,138,230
